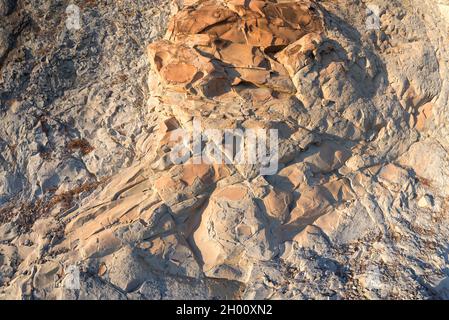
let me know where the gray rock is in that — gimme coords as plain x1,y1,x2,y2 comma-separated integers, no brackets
0,28,10,61
0,0,16,16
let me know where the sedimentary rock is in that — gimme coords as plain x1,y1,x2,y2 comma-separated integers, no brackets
1,0,449,300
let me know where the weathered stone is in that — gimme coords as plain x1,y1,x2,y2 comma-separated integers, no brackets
193,184,272,281
0,0,16,16
1,0,449,300
417,194,434,208
399,139,449,196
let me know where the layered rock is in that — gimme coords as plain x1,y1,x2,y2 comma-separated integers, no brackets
1,0,449,300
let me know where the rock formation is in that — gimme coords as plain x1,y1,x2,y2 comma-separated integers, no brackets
1,0,449,300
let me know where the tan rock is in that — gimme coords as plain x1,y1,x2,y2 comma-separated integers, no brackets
136,233,201,278
262,188,292,223
167,0,323,49
417,194,434,208
33,261,60,290
1,0,447,301
415,102,433,131
299,141,352,174
399,139,449,196
98,263,107,277
377,163,410,192
274,162,307,190
154,160,230,211
193,183,272,281
276,32,324,77
312,200,380,245
280,178,354,240
80,228,122,259
148,0,325,98
291,225,329,251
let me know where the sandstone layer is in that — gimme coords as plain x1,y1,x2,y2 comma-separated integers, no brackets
1,0,449,300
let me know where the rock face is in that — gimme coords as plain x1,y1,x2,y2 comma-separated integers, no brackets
1,0,449,300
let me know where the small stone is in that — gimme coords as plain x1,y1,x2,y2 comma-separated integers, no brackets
98,263,107,277
418,194,434,208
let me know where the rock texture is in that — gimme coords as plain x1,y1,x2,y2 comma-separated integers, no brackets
1,0,449,300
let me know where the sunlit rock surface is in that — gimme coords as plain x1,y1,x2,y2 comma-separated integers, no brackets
1,0,449,300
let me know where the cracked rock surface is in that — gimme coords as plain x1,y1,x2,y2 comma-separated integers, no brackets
1,0,449,300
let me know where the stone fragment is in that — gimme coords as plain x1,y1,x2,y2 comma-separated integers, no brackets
377,163,410,192
262,188,292,223
280,178,354,240
417,194,434,208
148,0,324,98
193,184,272,281
154,160,229,213
137,233,201,278
33,261,60,290
298,141,352,174
415,102,433,131
399,139,449,196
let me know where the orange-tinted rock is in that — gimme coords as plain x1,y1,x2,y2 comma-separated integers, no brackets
148,0,324,98
280,178,354,240
154,160,230,210
167,0,323,49
214,185,248,201
276,32,324,77
415,102,433,131
263,188,292,222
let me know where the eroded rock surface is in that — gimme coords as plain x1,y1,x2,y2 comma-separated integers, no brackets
1,0,449,300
